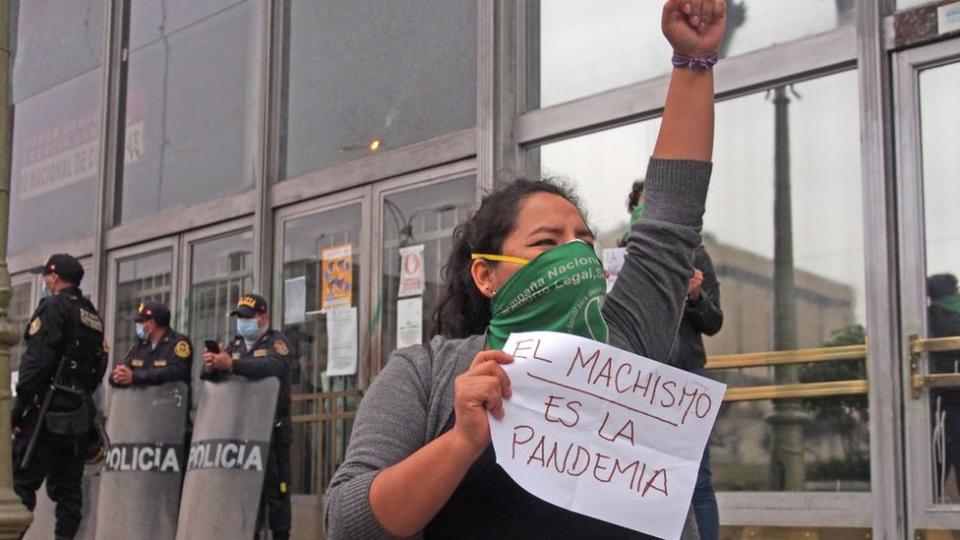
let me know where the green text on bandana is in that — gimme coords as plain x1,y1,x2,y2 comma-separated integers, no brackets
486,240,608,350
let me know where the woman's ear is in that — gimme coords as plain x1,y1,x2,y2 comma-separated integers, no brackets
470,259,497,299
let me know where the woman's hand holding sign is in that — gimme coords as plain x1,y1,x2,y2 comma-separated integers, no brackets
452,350,514,456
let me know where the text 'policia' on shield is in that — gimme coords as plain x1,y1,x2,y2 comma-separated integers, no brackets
186,439,269,472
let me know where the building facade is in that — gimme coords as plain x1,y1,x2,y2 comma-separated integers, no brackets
6,0,960,538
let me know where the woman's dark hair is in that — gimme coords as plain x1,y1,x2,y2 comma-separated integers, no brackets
627,180,645,212
617,180,646,248
432,179,583,339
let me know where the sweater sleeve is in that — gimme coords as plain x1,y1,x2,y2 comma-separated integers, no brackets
324,347,433,540
603,158,711,362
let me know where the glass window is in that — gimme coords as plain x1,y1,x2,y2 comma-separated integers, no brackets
118,0,255,224
538,70,867,491
9,281,34,374
11,0,104,103
9,0,105,254
918,61,960,504
278,0,477,180
278,205,363,495
380,177,476,365
112,250,174,364
186,231,255,394
529,0,858,108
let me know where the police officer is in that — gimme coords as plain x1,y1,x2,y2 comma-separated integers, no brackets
110,301,192,387
12,254,107,540
202,294,293,540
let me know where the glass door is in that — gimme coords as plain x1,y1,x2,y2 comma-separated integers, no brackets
273,187,371,507
9,274,36,393
104,239,179,373
373,172,476,373
895,38,960,535
179,221,255,403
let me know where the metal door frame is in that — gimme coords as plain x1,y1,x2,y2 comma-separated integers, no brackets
369,158,477,378
176,217,256,334
894,36,960,533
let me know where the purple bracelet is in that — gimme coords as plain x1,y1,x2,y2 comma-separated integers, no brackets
672,52,719,70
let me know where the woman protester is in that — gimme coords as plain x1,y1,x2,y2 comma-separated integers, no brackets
325,1,726,538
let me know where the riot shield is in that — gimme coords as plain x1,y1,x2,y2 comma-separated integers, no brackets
94,382,189,540
175,375,279,540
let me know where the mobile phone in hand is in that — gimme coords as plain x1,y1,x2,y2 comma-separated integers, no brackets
204,340,221,354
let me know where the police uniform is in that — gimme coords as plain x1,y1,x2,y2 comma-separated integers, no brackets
12,254,107,540
111,302,193,387
202,294,294,540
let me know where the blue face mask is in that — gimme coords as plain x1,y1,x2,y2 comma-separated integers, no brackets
237,318,261,340
135,323,147,340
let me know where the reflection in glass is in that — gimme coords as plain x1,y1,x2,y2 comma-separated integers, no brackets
539,70,866,491
10,282,34,374
9,2,104,254
279,205,362,495
112,250,174,365
11,0,104,103
380,177,476,365
530,0,857,108
279,0,476,179
187,231,254,401
919,61,960,504
118,0,254,223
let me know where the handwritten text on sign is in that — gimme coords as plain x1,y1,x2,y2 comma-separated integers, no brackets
489,332,726,540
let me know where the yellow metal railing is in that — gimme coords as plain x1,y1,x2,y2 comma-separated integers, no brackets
909,335,960,399
710,334,960,402
289,389,362,498
706,344,869,402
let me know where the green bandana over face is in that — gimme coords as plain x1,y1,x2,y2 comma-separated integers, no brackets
484,240,609,350
934,293,960,315
621,203,645,244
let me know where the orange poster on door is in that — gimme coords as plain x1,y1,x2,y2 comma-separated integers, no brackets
321,244,353,311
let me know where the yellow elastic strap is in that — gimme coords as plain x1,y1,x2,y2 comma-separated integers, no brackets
471,253,530,265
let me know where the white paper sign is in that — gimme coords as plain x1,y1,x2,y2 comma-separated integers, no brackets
397,244,426,298
602,247,627,293
283,276,306,324
489,332,726,540
939,1,960,34
325,307,358,376
395,297,423,349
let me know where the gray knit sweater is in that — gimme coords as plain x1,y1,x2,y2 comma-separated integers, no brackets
325,159,711,539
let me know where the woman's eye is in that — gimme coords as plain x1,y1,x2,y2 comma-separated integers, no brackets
532,238,558,247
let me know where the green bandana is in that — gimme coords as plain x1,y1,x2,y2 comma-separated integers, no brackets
621,203,645,245
934,293,960,315
483,240,608,350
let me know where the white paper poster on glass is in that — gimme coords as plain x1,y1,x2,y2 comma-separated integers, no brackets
283,277,306,324
325,307,358,377
602,247,627,293
395,297,423,349
488,332,726,540
397,244,425,298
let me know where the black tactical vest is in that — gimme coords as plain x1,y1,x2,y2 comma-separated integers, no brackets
59,290,106,392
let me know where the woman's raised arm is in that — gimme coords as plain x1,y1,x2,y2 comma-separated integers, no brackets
654,0,726,161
